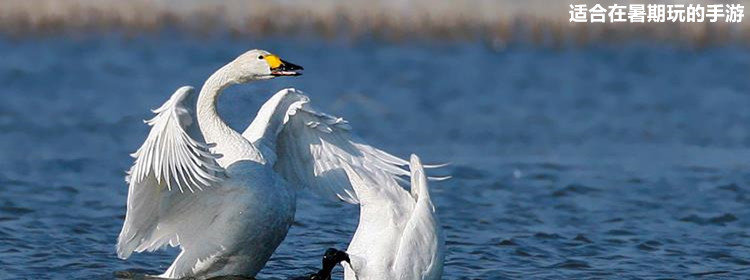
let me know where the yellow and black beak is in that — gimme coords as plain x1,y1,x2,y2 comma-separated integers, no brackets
265,55,303,76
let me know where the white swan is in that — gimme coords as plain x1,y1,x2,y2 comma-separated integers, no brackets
340,154,445,280
116,49,411,279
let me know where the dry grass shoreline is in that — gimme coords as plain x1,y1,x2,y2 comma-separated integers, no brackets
0,0,748,47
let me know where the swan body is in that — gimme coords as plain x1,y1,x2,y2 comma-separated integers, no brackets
342,155,445,280
116,50,411,279
162,158,295,278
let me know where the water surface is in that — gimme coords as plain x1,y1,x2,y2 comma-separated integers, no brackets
0,37,749,279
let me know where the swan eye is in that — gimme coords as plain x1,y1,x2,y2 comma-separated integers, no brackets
258,55,264,60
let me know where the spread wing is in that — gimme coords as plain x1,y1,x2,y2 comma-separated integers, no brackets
242,88,410,204
117,86,226,259
339,154,444,279
392,155,445,279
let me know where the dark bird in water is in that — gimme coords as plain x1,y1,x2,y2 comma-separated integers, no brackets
290,248,350,280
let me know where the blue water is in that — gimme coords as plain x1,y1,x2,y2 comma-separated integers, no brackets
1,36,750,279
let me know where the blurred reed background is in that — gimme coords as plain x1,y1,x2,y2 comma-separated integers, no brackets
0,0,748,48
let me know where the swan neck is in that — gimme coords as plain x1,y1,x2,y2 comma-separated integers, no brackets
196,64,263,165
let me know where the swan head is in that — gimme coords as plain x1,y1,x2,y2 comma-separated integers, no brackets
230,49,303,83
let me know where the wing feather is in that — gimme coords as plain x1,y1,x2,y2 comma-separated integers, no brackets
117,86,225,259
392,154,445,279
243,88,409,204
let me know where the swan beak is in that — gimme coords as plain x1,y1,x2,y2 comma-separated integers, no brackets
267,55,303,76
